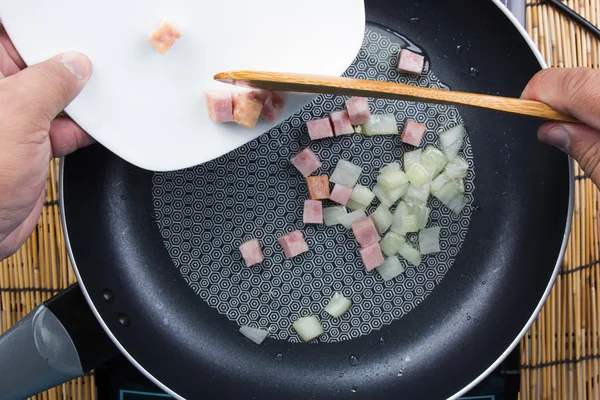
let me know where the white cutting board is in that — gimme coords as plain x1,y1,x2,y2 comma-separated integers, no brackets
0,1,365,171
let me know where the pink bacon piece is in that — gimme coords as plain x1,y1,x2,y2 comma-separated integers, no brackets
278,230,309,259
352,217,380,247
329,184,352,206
330,110,354,136
306,118,334,140
290,148,322,178
397,49,425,76
206,92,233,123
401,120,427,147
239,239,264,267
261,92,285,123
148,21,182,55
303,200,323,224
233,92,263,129
360,242,385,271
345,97,371,125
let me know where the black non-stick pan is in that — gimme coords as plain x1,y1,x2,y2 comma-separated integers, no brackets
0,0,572,399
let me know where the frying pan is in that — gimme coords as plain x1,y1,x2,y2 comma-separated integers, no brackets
0,0,572,399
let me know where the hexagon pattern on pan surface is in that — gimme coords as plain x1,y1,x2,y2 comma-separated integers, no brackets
152,26,475,343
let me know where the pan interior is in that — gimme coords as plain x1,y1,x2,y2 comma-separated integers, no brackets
152,25,475,343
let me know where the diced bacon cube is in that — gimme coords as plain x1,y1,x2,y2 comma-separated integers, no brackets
345,97,371,125
307,118,334,140
233,92,263,128
278,230,309,259
261,92,285,123
329,110,354,136
148,21,182,55
352,217,380,247
360,242,385,271
330,184,353,206
252,89,271,103
303,200,323,224
306,176,330,200
397,49,425,75
206,92,233,123
239,239,264,267
401,120,427,147
290,148,321,177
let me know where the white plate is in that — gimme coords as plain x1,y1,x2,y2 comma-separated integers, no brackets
0,0,365,171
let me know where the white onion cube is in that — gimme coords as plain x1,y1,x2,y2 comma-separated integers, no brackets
350,184,375,206
406,162,431,187
439,124,466,160
406,202,430,230
380,162,401,174
404,149,422,172
322,206,347,226
293,315,324,342
376,256,406,281
388,184,410,203
419,227,441,254
373,184,393,207
330,160,362,188
377,170,409,190
403,183,430,205
239,325,270,345
338,210,368,229
444,157,469,180
346,199,368,211
421,146,448,176
380,231,406,256
363,114,398,135
370,204,394,234
324,292,352,318
398,242,422,266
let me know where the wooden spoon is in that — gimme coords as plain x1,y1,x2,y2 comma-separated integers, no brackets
214,70,579,123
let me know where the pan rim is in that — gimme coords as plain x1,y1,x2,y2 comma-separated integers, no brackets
59,1,574,398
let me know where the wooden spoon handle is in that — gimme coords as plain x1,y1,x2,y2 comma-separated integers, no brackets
214,70,579,124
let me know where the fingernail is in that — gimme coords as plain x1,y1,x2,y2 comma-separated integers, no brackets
540,124,570,151
60,52,92,80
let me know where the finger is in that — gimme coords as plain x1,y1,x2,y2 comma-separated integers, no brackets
2,51,92,124
0,25,25,69
0,188,44,260
521,67,600,130
49,115,95,157
538,122,600,186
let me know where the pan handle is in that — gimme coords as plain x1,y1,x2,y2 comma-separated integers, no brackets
0,284,118,400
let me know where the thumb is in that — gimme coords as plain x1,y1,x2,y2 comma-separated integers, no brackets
538,122,600,184
2,51,92,125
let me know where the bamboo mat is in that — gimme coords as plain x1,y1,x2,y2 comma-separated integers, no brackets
0,2,599,399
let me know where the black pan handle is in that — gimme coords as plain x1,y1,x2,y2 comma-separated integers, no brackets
0,284,119,400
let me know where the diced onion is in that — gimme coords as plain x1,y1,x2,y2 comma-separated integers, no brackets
363,114,398,135
398,242,422,266
444,157,468,180
376,256,406,281
388,184,410,203
391,213,419,234
346,199,368,211
419,227,441,254
432,181,466,215
421,146,448,177
431,173,451,193
377,170,409,190
439,124,466,160
239,325,270,345
370,204,394,234
403,183,431,205
380,231,406,256
406,163,431,187
456,178,465,193
380,162,401,174
350,184,375,205
373,184,393,207
324,292,352,318
338,210,368,229
406,202,430,230
322,206,347,226
403,149,422,172
330,160,362,188
293,315,324,342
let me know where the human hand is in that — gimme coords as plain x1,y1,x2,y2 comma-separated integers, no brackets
0,26,93,260
522,67,600,187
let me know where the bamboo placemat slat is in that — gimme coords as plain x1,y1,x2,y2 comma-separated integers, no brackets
524,1,600,399
0,3,598,399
